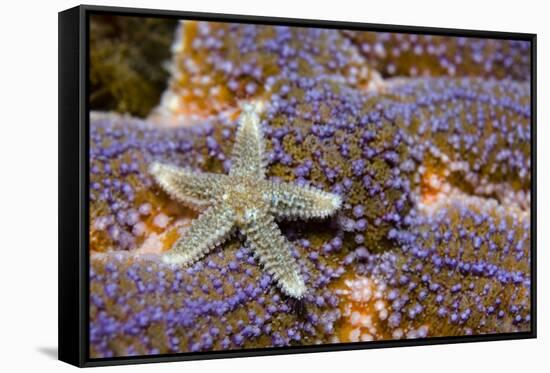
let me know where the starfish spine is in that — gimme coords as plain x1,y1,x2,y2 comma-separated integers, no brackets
163,203,235,265
244,212,307,298
230,103,267,177
265,181,343,220
149,162,224,210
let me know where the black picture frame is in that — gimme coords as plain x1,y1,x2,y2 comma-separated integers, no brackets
58,4,537,367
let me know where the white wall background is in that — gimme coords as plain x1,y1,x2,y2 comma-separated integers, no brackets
0,0,545,371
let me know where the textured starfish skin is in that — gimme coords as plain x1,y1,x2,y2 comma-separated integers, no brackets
149,104,342,298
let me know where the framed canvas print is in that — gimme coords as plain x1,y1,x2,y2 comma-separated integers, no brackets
58,4,536,367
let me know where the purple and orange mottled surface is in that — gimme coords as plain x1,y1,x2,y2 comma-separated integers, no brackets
89,21,531,357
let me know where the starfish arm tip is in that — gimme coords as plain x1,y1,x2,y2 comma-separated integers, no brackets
161,252,189,266
148,161,162,176
241,100,265,116
330,193,343,212
284,278,307,299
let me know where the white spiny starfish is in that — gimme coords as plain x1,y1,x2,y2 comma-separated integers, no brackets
149,103,342,298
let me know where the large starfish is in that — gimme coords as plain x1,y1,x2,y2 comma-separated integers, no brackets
149,103,342,298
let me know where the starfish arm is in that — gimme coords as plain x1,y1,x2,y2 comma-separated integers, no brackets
149,161,226,210
264,181,342,220
163,203,235,265
229,104,267,178
243,212,307,298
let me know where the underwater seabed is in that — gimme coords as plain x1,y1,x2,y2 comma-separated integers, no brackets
88,21,531,357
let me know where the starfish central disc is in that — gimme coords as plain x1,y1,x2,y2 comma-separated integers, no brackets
222,177,266,225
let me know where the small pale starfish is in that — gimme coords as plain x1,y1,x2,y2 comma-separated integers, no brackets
149,103,342,298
